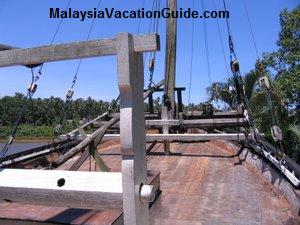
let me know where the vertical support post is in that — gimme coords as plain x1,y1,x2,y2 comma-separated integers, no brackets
163,0,177,114
177,89,183,114
117,33,149,225
148,93,154,114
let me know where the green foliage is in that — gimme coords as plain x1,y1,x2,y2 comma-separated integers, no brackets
0,94,113,138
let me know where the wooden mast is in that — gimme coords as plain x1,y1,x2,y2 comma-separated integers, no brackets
163,0,177,115
162,0,177,154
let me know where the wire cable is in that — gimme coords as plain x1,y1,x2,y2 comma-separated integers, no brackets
242,0,260,60
213,0,230,77
38,0,72,73
188,0,195,106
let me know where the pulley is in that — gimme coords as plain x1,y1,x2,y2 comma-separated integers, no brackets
230,60,240,73
243,109,250,123
27,83,38,93
271,125,282,142
237,104,244,114
249,127,260,142
66,88,74,99
228,85,234,93
259,76,270,90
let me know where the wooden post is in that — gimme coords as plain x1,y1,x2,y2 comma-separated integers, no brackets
117,33,149,225
177,89,183,114
164,0,177,112
162,0,177,154
148,93,154,114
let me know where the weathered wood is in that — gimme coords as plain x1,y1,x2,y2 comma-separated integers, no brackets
146,118,246,127
164,0,177,113
89,145,109,172
0,169,123,210
52,116,119,168
68,112,108,136
146,141,158,155
68,148,90,171
63,133,246,142
148,93,154,114
177,89,183,113
144,87,185,92
0,34,160,67
93,117,246,129
117,33,149,225
143,79,164,99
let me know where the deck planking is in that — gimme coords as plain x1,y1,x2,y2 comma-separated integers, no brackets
0,140,298,224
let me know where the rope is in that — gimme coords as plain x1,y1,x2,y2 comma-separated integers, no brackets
201,0,212,87
38,0,72,73
242,0,260,60
136,0,146,34
187,0,195,106
213,0,230,77
147,0,161,89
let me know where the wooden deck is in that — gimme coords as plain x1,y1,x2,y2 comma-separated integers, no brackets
0,140,298,225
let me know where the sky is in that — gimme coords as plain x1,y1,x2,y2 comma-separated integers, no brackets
0,0,298,104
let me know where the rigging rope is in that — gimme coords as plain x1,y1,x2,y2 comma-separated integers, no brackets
147,0,161,89
136,0,146,34
242,0,284,153
213,0,230,77
38,0,72,74
53,0,102,136
187,0,195,106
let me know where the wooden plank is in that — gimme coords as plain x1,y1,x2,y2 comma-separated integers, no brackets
146,118,246,127
146,141,158,155
0,34,160,67
93,117,246,129
68,148,90,171
143,87,185,92
62,133,245,142
0,169,123,210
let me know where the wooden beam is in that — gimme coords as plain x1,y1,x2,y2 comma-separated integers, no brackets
52,116,119,168
117,33,149,225
62,133,246,142
68,148,90,171
146,118,246,127
144,87,185,92
146,141,158,155
0,34,160,67
0,169,123,210
93,117,246,129
164,0,177,112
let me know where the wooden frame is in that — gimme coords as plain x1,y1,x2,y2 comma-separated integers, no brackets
0,33,160,225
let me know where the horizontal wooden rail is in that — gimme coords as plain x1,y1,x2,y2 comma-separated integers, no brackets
0,169,123,210
93,117,246,129
0,34,160,67
60,133,246,142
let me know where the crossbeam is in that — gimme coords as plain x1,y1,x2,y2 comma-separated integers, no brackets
0,169,123,210
0,34,160,67
60,133,245,142
0,169,157,209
